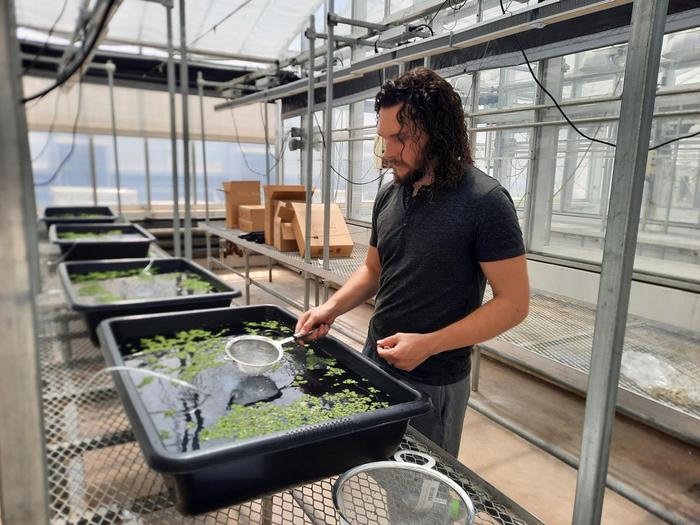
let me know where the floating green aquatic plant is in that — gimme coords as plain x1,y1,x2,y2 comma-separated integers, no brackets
58,230,124,240
72,270,215,303
133,328,229,383
200,389,389,442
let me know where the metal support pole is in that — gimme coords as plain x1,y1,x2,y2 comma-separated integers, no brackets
275,100,284,184
106,61,122,215
0,1,49,521
190,140,197,206
179,0,193,260
144,137,152,213
304,15,315,310
166,3,181,257
572,2,669,523
244,248,251,305
88,135,98,205
264,101,271,185
323,0,334,292
198,72,211,263
471,346,481,392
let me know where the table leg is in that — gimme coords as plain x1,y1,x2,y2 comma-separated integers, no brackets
244,248,251,305
471,345,481,392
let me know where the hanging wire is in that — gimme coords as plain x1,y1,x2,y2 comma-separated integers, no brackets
34,78,84,186
21,0,119,103
21,0,69,75
312,112,388,186
497,0,699,152
30,90,63,162
229,109,289,178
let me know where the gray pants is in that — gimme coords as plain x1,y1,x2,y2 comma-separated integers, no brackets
401,373,470,457
362,345,470,457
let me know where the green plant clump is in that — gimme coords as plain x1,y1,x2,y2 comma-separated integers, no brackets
180,275,213,293
71,268,157,283
76,282,121,303
200,389,389,442
133,328,228,383
58,230,124,240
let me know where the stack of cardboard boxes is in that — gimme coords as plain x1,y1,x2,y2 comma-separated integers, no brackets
222,181,354,257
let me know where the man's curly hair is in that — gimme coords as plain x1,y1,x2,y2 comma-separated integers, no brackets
375,67,472,191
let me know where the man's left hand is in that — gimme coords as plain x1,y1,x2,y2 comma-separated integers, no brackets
376,333,434,372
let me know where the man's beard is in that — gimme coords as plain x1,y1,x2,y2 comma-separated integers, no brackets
390,161,426,187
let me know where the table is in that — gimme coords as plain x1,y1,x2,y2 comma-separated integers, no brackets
36,241,543,525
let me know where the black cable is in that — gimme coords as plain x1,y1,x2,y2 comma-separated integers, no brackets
449,0,469,12
427,0,451,28
229,110,288,177
498,0,616,148
410,24,435,37
312,112,387,186
22,0,69,75
31,91,62,162
497,0,697,152
649,129,700,151
21,0,118,104
34,79,84,186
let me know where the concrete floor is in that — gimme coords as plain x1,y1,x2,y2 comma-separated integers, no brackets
209,260,700,524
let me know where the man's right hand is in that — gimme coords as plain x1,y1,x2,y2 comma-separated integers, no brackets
295,304,337,341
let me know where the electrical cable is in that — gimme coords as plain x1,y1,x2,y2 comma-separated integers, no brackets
21,0,119,104
312,112,388,186
229,109,289,178
31,90,62,162
34,78,84,186
410,24,435,37
497,0,616,149
497,0,697,152
649,129,700,151
21,0,69,75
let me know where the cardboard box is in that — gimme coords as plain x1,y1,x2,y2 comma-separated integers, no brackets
239,218,263,232
263,185,306,245
239,204,265,221
273,201,299,252
223,181,260,229
291,203,354,258
238,204,265,231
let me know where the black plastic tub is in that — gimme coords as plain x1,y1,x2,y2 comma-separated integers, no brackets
41,206,118,228
59,258,242,342
49,223,155,260
97,305,431,515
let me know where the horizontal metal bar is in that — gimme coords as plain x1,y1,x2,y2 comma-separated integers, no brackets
466,85,700,119
307,30,394,49
19,23,277,64
469,108,700,133
351,0,634,75
46,429,135,461
468,398,693,524
328,13,389,32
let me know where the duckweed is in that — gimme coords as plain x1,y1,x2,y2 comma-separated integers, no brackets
72,270,216,304
127,322,394,450
200,389,389,442
58,230,124,240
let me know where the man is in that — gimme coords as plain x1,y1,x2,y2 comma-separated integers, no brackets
296,67,529,456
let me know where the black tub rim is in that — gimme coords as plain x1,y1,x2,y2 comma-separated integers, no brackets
48,222,156,245
97,304,432,474
58,257,241,312
40,205,117,223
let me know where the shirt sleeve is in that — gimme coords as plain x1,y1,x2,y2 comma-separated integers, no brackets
369,183,391,247
475,186,526,262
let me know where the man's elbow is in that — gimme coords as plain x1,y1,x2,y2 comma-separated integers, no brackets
509,294,529,327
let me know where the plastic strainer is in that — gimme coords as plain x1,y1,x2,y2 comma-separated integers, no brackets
333,450,475,525
224,329,315,375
